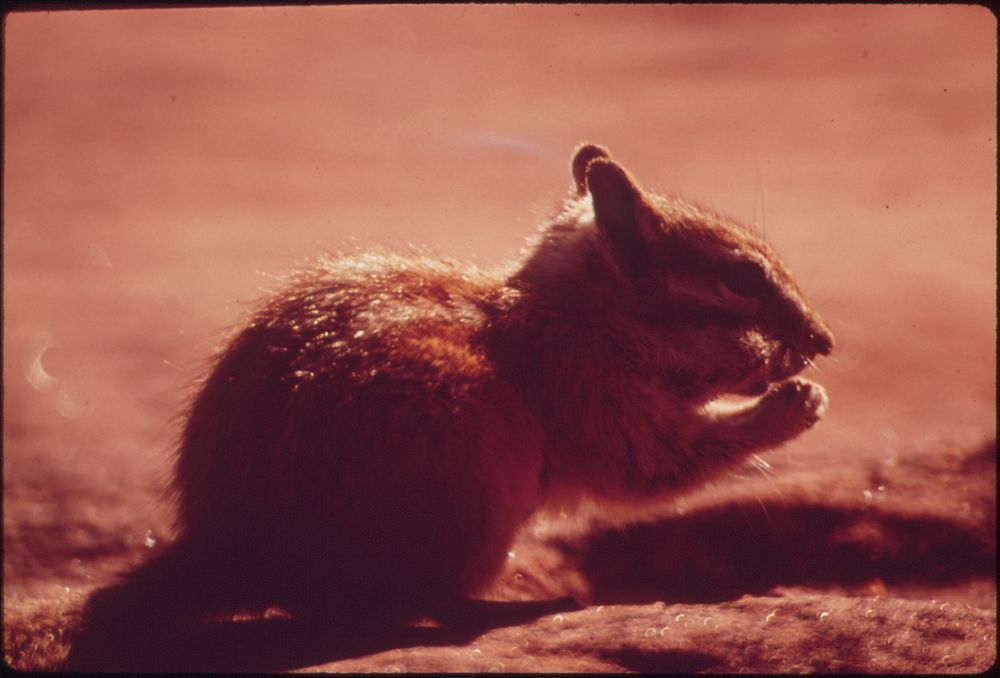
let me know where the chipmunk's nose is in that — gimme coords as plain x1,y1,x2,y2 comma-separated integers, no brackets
807,322,835,356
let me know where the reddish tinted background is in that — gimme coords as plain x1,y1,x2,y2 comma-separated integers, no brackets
3,3,995,610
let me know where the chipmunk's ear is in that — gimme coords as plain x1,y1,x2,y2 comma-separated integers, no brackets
571,143,612,195
586,158,655,278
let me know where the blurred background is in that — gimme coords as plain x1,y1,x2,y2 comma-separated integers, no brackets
3,3,995,612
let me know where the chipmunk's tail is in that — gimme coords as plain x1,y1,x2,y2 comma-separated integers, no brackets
67,535,267,671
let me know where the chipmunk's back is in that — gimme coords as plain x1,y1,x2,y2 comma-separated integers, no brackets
174,252,545,618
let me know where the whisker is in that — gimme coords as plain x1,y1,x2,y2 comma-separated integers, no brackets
750,454,777,478
754,158,767,238
756,497,772,525
803,356,824,375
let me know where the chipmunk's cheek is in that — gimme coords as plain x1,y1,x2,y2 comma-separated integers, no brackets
727,354,770,396
730,330,774,394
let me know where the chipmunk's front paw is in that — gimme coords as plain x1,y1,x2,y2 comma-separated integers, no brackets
760,377,828,433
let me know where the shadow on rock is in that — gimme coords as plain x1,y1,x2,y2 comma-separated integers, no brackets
65,597,578,672
560,439,996,605
563,501,995,605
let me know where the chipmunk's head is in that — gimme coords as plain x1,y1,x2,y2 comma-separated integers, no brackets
571,143,834,400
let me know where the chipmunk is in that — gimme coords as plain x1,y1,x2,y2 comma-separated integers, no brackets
71,143,833,666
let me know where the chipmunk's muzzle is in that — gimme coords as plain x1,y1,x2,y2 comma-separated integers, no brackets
736,322,833,397
803,321,835,356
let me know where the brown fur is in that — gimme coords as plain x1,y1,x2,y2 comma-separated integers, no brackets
70,144,833,664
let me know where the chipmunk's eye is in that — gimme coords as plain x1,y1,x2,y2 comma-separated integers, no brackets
720,260,770,299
